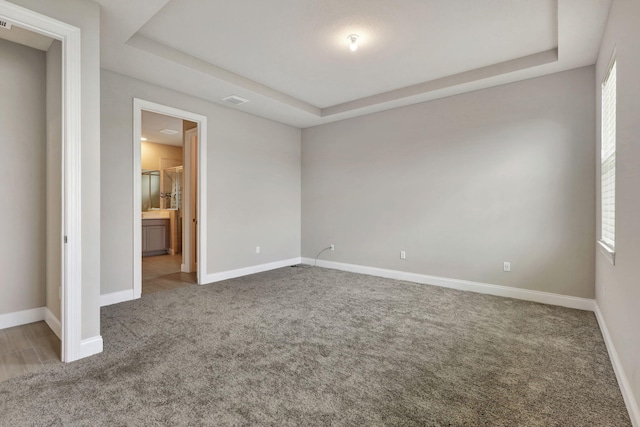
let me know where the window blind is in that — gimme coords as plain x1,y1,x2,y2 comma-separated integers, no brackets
601,60,616,249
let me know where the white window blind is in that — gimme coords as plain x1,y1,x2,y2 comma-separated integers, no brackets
601,59,616,249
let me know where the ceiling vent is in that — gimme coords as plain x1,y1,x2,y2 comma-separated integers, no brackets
159,129,179,135
222,95,249,106
0,20,12,30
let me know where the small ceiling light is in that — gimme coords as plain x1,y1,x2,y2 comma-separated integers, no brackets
348,34,359,52
141,137,148,141
159,129,179,135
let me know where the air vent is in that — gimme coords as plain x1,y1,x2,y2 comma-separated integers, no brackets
222,95,249,106
159,129,179,135
0,20,13,30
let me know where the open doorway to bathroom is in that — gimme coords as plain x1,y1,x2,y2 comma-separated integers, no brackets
133,99,208,299
140,111,198,295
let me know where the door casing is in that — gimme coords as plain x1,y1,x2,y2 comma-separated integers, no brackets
133,98,208,297
0,0,83,362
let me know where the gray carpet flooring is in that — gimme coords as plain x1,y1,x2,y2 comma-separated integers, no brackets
0,266,631,426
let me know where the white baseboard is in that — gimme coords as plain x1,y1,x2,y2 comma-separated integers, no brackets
100,289,135,307
594,304,640,427
0,307,46,330
301,258,595,311
44,308,62,339
79,335,103,359
202,257,302,284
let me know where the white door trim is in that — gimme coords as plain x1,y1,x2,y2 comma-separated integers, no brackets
182,127,198,273
0,1,83,362
133,99,208,297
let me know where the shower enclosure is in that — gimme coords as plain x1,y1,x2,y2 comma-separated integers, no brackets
162,166,184,254
141,170,160,211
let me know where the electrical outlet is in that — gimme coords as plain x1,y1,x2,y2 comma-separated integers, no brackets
503,261,511,272
400,250,406,260
330,244,335,251
256,246,261,254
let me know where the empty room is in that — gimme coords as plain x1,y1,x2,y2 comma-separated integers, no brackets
0,0,638,425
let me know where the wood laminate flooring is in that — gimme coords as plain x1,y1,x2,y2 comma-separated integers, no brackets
0,321,61,383
142,254,196,295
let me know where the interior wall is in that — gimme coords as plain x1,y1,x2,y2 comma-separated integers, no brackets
0,38,46,315
100,70,301,295
10,0,102,341
141,141,183,171
46,39,62,322
302,66,596,299
595,0,640,417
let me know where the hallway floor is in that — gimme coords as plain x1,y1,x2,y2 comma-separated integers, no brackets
142,254,196,295
0,321,61,383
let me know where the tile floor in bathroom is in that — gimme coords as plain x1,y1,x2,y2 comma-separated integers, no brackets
142,253,196,295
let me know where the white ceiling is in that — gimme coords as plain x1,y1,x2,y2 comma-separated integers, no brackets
0,22,53,51
141,110,183,146
98,0,611,128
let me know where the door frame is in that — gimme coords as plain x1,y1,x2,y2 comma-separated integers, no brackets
133,99,208,297
182,127,198,273
0,1,83,361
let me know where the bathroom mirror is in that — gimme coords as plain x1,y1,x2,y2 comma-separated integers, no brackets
141,170,161,211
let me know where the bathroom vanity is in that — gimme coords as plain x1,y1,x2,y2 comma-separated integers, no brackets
142,218,170,257
141,167,182,257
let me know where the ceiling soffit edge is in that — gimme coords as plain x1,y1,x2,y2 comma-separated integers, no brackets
124,0,564,118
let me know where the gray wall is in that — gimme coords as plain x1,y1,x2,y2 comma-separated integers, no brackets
46,39,62,322
302,67,595,299
595,0,640,415
11,0,102,340
100,70,301,295
0,38,46,315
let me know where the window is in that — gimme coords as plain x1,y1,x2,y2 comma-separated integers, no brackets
600,58,616,255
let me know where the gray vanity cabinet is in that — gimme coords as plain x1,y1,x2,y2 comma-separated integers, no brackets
142,219,170,257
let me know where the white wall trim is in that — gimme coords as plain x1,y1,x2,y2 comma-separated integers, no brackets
301,258,595,311
44,308,62,339
202,257,302,284
133,99,208,300
100,289,135,307
182,127,198,274
0,307,61,340
79,335,103,359
0,2,82,362
0,307,46,330
594,304,640,427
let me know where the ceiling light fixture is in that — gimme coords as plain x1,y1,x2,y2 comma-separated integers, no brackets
141,137,148,141
348,34,359,52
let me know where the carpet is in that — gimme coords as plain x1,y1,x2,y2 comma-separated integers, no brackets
0,266,630,426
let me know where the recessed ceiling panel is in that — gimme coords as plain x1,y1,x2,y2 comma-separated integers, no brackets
137,0,557,108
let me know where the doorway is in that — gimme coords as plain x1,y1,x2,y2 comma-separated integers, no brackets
139,111,196,294
0,3,83,363
133,99,208,299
